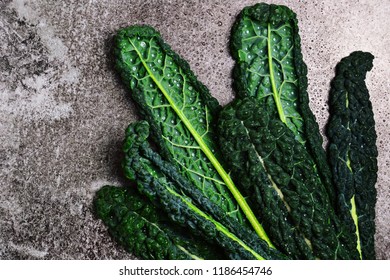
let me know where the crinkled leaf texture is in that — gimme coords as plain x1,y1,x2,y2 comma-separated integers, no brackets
218,97,360,260
327,51,377,260
94,185,226,260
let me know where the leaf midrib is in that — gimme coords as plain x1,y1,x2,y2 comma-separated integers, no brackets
267,23,287,124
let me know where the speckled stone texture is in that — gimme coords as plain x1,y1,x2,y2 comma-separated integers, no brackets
0,0,389,259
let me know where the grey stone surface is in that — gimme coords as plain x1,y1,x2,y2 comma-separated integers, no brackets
0,0,389,259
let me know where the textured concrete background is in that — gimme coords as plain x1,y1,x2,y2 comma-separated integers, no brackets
0,0,389,259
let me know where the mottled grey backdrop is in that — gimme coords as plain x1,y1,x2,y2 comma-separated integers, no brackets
0,0,389,259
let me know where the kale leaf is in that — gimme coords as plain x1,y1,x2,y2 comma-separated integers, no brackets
229,3,335,206
327,51,377,259
114,25,253,230
94,185,226,259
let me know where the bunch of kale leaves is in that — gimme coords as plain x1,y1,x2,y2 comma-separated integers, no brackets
94,3,377,260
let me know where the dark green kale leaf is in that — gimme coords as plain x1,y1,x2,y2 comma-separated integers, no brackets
217,97,359,259
327,51,377,260
94,185,226,260
229,3,335,206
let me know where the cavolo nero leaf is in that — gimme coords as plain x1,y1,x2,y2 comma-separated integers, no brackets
230,3,335,206
327,51,377,260
217,97,360,260
121,121,286,260
114,25,273,246
94,185,226,260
